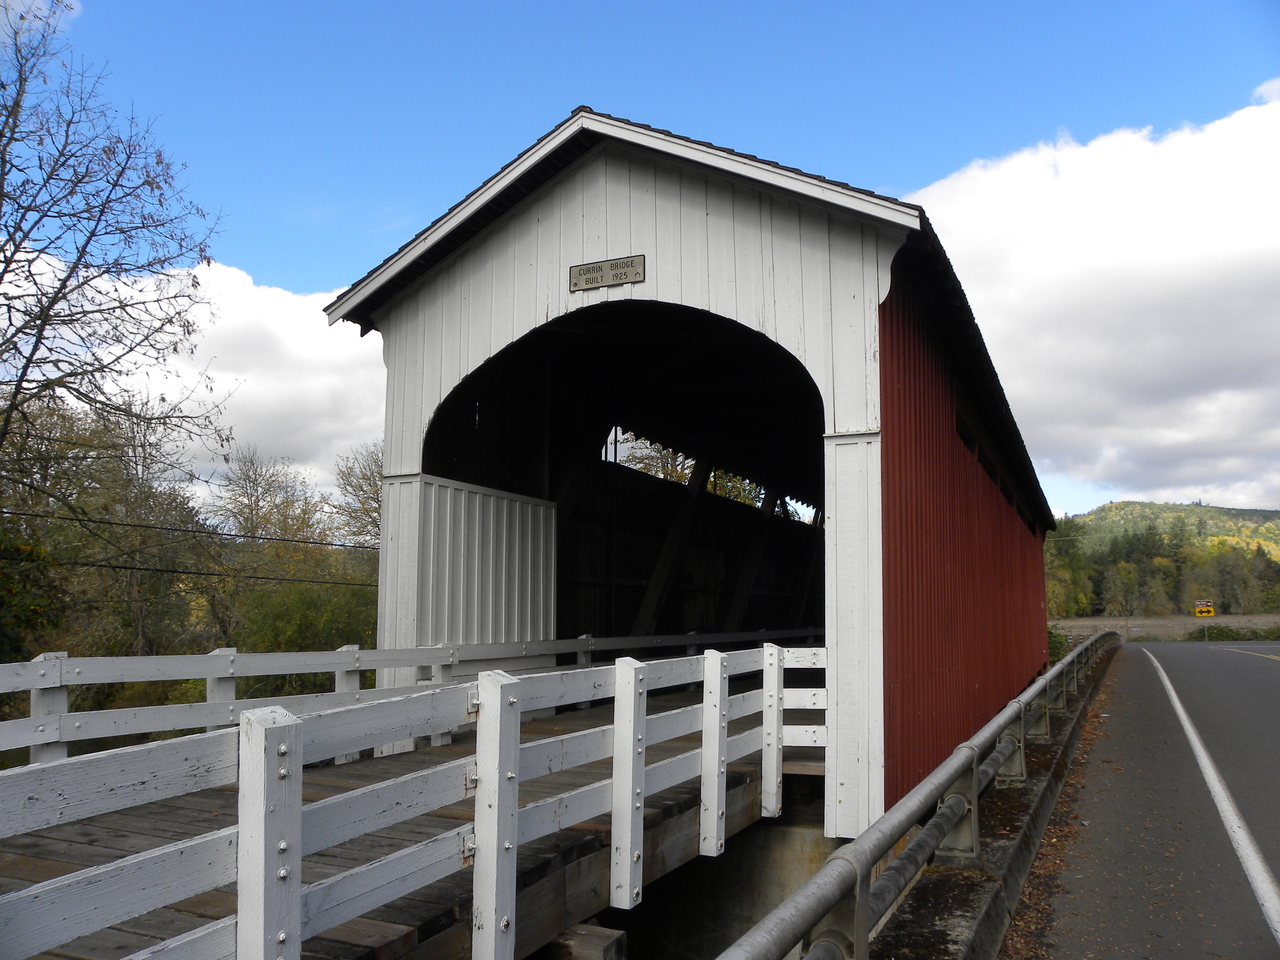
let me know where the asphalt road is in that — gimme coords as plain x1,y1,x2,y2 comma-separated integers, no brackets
1047,642,1280,958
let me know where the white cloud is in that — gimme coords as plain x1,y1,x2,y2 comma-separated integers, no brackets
908,86,1280,516
175,263,385,489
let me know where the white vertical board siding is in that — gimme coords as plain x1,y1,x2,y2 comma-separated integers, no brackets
823,433,885,838
370,143,909,835
378,476,426,689
372,144,909,475
378,475,555,672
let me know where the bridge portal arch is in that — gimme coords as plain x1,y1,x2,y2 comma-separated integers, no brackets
420,299,825,640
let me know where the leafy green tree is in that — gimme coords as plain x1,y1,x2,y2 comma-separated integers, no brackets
1102,561,1139,616
0,533,58,665
1044,516,1097,616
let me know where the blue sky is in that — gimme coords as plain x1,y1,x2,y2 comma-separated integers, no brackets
51,2,1280,517
65,1,1279,294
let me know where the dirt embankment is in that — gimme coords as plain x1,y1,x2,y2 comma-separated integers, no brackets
1051,613,1280,642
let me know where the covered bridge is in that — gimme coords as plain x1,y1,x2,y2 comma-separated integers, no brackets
324,108,1054,839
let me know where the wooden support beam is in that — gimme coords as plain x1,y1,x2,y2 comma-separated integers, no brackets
788,511,824,628
630,459,712,636
723,489,780,632
543,925,628,960
554,452,596,536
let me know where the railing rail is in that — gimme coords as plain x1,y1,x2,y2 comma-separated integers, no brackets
1,628,821,762
0,642,826,960
715,630,1121,960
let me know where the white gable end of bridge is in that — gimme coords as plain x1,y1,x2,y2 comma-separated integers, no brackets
364,130,918,837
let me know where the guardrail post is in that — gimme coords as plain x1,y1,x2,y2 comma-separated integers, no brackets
762,643,783,818
1049,668,1067,710
808,871,868,960
611,658,646,908
238,706,303,960
850,866,872,960
1067,653,1080,694
935,747,981,866
333,645,362,764
29,651,68,764
700,649,728,856
996,715,1027,786
1028,687,1051,739
474,670,521,960
206,647,237,732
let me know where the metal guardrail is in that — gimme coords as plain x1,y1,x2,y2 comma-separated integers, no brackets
716,630,1121,960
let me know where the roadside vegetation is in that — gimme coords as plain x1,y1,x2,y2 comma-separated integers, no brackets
1168,622,1280,643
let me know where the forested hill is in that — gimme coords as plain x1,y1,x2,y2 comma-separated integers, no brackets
1047,501,1280,618
1070,501,1280,557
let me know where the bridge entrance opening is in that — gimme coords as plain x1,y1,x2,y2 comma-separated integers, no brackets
421,300,825,639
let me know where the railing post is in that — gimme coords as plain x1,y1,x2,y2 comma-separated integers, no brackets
238,706,303,960
334,645,361,764
611,657,646,908
206,647,237,732
430,661,454,745
29,651,68,764
700,649,728,856
935,745,981,866
761,643,783,818
474,670,521,960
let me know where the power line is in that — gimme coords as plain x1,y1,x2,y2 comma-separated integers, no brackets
33,557,377,588
0,507,377,551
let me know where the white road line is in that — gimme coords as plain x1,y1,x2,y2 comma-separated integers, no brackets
1145,649,1280,946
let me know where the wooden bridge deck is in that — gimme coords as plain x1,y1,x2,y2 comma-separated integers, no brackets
0,692,770,960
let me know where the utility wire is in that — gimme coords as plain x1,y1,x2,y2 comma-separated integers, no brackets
0,507,377,551
29,557,377,588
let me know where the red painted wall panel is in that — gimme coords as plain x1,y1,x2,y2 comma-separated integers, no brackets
879,286,1048,806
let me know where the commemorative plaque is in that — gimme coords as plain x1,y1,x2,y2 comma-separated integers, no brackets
568,255,645,292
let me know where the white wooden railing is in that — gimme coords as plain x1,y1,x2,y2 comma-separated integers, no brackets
1,628,820,763
0,641,826,960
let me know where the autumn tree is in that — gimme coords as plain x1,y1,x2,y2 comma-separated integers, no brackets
618,432,797,516
333,440,383,547
211,445,332,543
204,445,376,696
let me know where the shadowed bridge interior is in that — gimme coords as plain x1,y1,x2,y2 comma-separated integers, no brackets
421,301,828,640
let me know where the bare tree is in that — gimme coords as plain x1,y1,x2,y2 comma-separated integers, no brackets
0,4,219,503
211,445,332,543
333,440,382,547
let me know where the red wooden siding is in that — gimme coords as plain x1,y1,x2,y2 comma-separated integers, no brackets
879,286,1048,807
